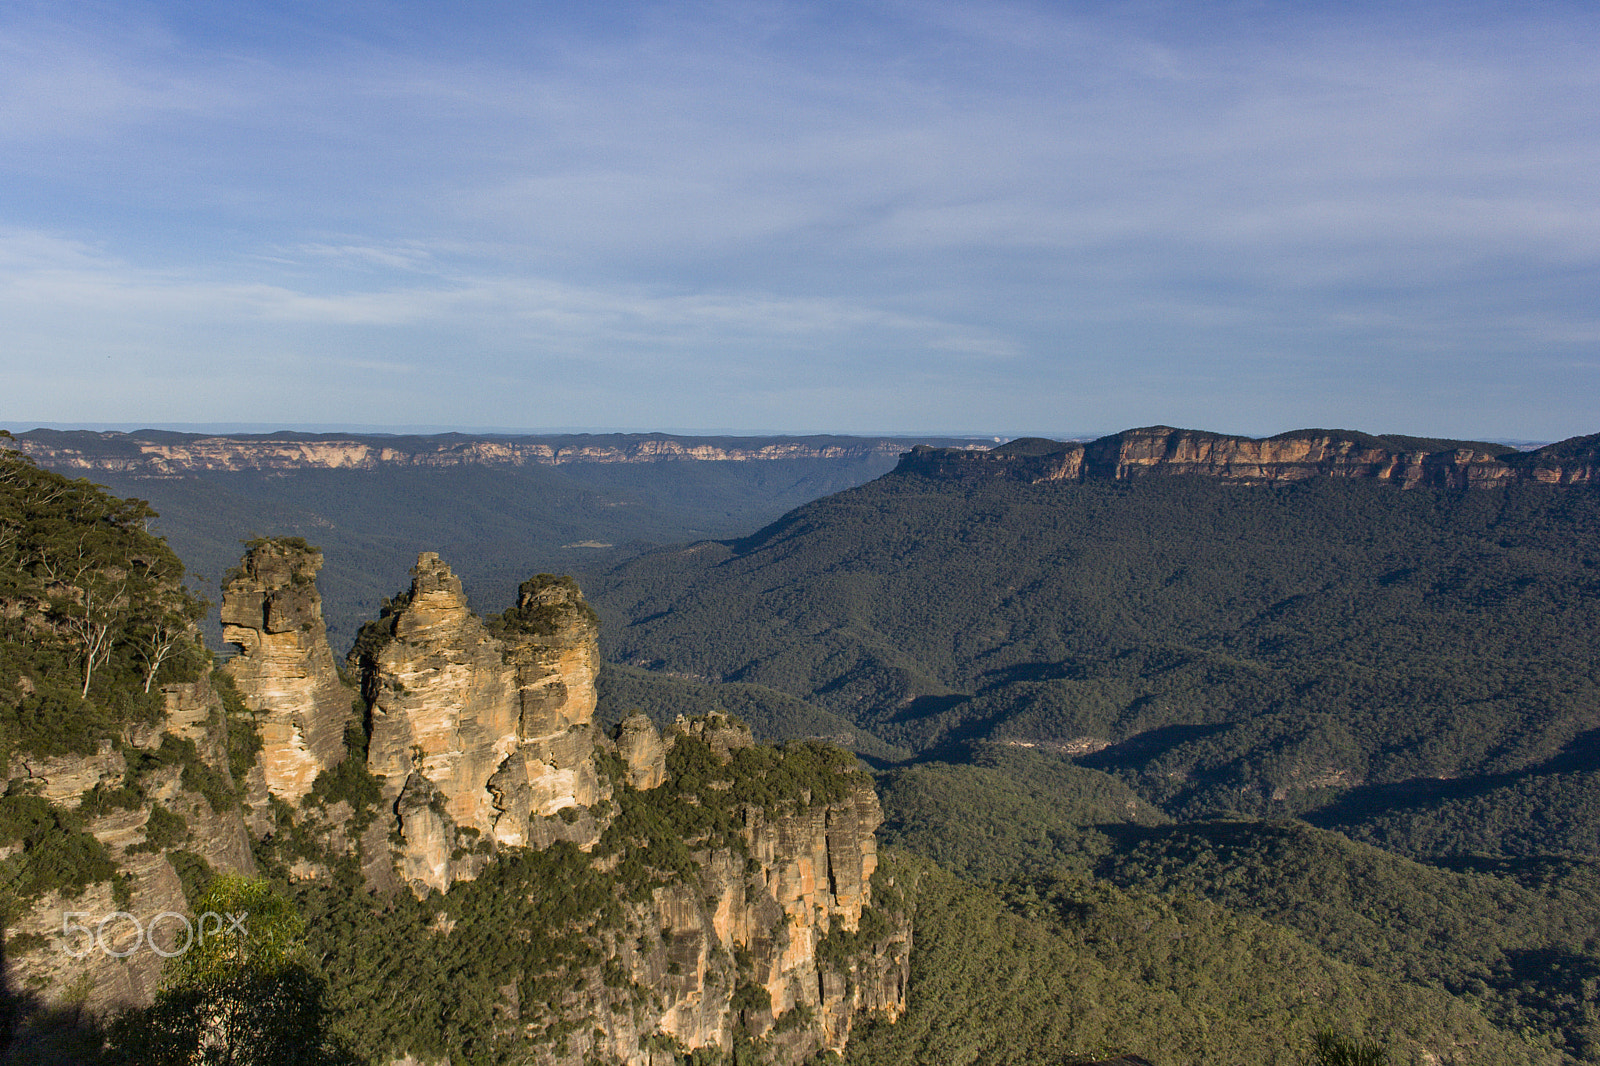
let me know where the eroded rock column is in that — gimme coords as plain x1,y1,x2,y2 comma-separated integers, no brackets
220,538,352,803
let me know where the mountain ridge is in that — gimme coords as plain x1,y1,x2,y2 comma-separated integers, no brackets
897,425,1598,488
8,429,990,476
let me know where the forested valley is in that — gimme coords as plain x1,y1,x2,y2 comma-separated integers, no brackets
585,457,1600,1064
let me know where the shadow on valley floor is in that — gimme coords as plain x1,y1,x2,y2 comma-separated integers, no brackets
878,693,969,726
1430,853,1600,880
974,661,1074,686
1076,723,1233,771
1301,726,1600,831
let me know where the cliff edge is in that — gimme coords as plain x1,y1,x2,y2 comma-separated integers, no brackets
896,426,1600,488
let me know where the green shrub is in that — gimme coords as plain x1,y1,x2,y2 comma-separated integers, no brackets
0,792,116,915
128,802,187,854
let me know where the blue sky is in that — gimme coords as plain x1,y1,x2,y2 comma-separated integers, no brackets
2,1,1596,439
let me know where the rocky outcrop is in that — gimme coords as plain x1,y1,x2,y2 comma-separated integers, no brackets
614,713,667,790
1,674,257,1019
555,718,909,1066
26,541,909,1063
330,556,909,1061
669,712,755,760
349,555,609,892
896,426,1600,489
220,539,352,805
734,779,905,1056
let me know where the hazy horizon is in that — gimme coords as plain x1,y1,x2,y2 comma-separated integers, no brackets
2,420,1560,450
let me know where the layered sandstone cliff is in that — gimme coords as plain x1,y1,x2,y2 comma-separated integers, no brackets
581,731,910,1065
897,426,1600,488
4,534,908,1063
220,539,353,805
10,430,932,475
1,674,257,1019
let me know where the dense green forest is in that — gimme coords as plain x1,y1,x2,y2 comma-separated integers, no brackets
843,851,1550,1066
874,742,1598,1062
596,663,910,762
588,472,1600,833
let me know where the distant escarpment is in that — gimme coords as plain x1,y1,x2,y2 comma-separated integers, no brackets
897,426,1600,488
8,429,979,476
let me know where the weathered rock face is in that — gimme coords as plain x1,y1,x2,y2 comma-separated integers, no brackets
553,721,910,1066
669,712,756,759
220,540,352,804
729,778,906,1057
897,427,1600,489
1,674,257,1019
350,555,609,892
625,807,907,1066
614,713,667,790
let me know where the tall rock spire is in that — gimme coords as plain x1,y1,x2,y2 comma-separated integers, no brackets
351,554,609,891
219,538,352,804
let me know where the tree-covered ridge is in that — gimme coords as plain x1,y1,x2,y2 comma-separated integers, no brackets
590,474,1600,839
0,444,208,759
1315,765,1600,860
871,743,1599,1062
1091,821,1600,1063
875,742,1167,882
597,663,910,762
840,851,1547,1066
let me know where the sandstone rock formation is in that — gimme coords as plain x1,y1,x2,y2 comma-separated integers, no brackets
4,534,907,1063
897,426,1600,488
220,539,353,805
595,767,910,1064
349,555,613,892
613,713,667,790
328,556,909,1062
